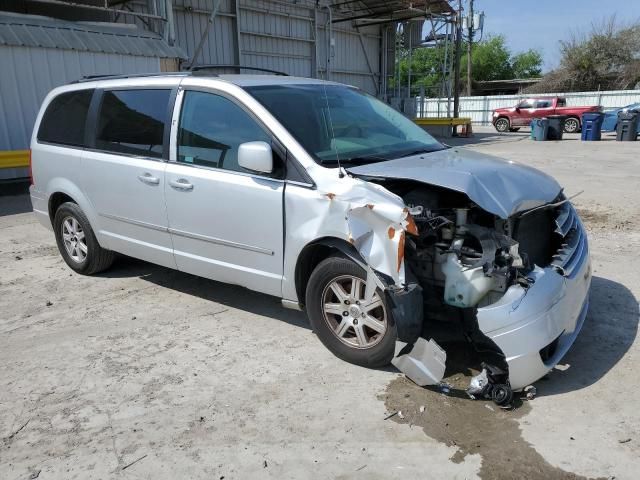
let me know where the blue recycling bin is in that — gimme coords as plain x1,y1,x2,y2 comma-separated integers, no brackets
581,112,604,141
530,118,549,141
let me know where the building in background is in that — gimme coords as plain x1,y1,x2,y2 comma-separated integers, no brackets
0,0,455,180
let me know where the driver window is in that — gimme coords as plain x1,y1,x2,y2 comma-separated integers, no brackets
177,91,271,173
518,99,534,109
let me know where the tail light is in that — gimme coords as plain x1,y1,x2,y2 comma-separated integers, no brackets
28,149,33,186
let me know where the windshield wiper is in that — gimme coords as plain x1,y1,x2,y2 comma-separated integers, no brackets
320,154,388,165
398,145,447,158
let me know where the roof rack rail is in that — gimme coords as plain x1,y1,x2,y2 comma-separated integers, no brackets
189,64,289,76
72,71,191,84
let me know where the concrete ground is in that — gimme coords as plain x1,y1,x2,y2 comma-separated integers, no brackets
1,127,638,479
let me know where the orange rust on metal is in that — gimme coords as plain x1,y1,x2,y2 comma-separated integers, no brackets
405,213,419,236
348,236,355,244
366,204,374,209
326,192,336,200
397,232,405,272
387,227,396,239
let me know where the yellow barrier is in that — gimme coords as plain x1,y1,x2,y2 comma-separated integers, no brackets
0,150,30,169
413,117,472,126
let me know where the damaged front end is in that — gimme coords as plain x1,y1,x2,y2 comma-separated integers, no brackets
292,147,590,400
345,173,591,397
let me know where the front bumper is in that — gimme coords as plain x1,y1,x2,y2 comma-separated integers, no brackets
477,238,591,390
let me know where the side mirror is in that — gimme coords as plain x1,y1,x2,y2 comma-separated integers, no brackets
238,141,273,174
515,107,520,112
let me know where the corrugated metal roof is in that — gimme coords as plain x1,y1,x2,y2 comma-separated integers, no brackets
0,12,186,59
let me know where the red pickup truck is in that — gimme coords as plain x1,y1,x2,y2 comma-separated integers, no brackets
492,97,601,133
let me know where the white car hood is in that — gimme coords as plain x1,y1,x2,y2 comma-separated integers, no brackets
347,147,562,219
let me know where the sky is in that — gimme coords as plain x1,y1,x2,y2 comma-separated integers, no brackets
476,0,640,72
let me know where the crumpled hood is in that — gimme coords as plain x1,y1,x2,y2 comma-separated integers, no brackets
347,147,562,219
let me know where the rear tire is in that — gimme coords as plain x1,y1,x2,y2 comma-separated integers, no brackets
53,202,115,275
494,117,510,133
564,117,580,133
305,256,396,368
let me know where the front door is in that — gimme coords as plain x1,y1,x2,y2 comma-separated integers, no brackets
164,89,284,296
82,87,176,269
512,99,534,126
532,99,554,120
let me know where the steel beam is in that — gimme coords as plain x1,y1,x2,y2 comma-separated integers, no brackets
188,0,222,69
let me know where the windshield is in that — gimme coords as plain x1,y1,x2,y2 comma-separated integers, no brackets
244,84,445,166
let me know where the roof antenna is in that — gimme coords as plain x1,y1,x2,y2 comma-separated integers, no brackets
321,81,345,178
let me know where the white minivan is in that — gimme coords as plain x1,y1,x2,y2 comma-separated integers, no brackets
30,72,591,396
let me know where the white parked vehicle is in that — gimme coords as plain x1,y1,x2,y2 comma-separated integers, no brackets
30,72,591,393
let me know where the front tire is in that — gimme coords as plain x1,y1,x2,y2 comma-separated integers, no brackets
53,202,115,275
494,117,510,133
306,256,396,367
564,117,580,133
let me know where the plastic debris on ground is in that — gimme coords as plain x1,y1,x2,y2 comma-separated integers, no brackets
523,385,537,400
391,338,447,387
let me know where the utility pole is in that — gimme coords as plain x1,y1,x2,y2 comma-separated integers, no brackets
466,0,474,96
452,0,463,122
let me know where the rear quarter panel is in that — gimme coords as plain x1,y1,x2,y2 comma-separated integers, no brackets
30,85,100,237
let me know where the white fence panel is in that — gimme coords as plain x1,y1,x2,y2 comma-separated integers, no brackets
418,89,640,125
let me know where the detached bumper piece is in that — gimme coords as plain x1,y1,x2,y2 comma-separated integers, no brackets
391,338,446,386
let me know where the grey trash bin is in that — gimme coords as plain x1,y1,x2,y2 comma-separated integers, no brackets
616,111,639,141
546,115,566,140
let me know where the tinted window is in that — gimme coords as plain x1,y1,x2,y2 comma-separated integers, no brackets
177,91,270,172
96,89,170,158
535,100,551,108
38,89,93,147
518,100,534,109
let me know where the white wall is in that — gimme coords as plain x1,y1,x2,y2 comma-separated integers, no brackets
417,90,640,124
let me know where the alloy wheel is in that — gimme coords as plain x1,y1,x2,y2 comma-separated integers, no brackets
321,275,387,349
495,118,509,132
61,216,87,263
565,118,579,133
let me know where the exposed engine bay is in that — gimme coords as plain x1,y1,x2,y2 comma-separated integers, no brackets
376,180,565,404
390,182,559,310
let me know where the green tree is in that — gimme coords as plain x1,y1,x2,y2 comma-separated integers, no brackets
395,34,543,96
396,46,448,96
511,49,543,78
530,17,640,92
462,35,513,81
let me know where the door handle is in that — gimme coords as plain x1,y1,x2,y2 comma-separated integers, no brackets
169,178,194,191
138,173,160,185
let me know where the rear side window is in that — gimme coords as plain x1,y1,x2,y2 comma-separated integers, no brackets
37,89,93,147
95,89,171,159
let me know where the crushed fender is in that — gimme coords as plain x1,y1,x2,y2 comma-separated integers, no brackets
391,338,446,386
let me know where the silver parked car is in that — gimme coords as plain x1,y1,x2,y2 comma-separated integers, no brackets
30,73,591,393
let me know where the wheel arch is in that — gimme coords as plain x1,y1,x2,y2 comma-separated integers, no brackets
294,237,366,308
45,178,100,234
48,192,76,224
